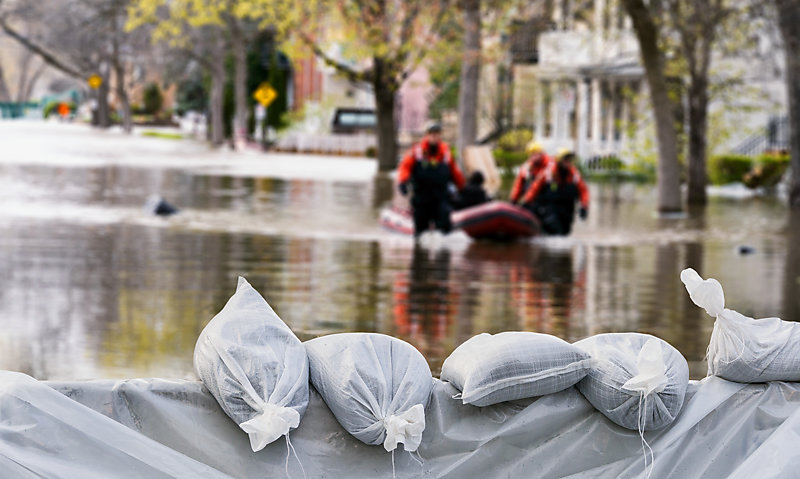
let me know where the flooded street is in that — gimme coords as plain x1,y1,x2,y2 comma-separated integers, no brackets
1,122,798,380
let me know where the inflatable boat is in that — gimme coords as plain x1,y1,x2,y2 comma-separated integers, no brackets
379,201,540,240
453,201,540,240
378,205,415,235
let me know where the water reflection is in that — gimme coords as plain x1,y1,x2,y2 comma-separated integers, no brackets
393,245,454,374
1,159,799,381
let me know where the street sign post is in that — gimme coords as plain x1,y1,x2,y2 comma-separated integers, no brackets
253,83,276,149
253,82,276,107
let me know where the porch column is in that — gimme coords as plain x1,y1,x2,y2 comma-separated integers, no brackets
594,0,606,46
534,79,544,140
620,81,631,154
590,77,602,153
604,79,616,150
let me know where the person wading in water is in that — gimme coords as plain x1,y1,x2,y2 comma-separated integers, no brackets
397,123,465,238
520,150,589,235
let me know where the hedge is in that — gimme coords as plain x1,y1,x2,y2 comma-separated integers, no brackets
707,154,754,185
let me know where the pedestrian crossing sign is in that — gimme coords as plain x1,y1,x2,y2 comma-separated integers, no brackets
253,82,277,107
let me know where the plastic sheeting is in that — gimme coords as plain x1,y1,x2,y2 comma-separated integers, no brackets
0,371,794,478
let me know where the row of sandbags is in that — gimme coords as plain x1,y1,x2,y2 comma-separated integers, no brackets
193,268,800,455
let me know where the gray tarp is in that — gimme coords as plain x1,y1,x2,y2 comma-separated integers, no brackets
0,370,798,478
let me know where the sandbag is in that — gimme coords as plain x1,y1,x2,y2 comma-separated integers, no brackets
304,333,432,452
194,277,309,452
681,267,800,382
574,333,689,431
441,332,594,407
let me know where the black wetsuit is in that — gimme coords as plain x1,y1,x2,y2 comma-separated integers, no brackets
454,184,490,210
531,180,579,235
410,160,455,235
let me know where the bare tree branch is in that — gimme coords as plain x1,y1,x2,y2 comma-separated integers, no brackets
0,17,85,79
298,31,373,83
400,0,450,80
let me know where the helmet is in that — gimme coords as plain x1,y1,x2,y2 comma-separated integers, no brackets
556,148,572,160
526,141,543,154
426,121,442,134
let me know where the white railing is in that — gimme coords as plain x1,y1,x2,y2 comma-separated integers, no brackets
275,133,376,156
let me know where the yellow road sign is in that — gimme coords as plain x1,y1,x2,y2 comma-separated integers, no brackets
253,82,277,107
87,74,103,90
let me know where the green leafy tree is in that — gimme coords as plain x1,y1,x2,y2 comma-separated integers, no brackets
293,0,451,171
128,0,294,146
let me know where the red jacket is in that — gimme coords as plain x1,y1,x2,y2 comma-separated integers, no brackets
397,138,465,190
521,162,589,207
510,154,553,203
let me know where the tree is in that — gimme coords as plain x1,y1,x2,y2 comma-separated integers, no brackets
457,0,481,158
0,62,10,101
774,0,800,208
622,0,683,213
128,0,293,148
296,0,451,171
1,0,147,131
128,1,232,145
667,0,736,205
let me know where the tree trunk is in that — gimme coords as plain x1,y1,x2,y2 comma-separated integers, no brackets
686,76,709,204
784,209,800,321
111,12,132,133
230,21,249,150
210,59,226,146
96,66,111,128
0,63,11,101
622,0,682,213
457,0,481,163
373,57,399,172
113,61,132,133
776,0,800,208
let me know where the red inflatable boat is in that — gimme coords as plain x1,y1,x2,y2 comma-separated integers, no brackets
379,201,540,240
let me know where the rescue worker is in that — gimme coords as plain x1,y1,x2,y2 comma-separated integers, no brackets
521,150,589,235
454,170,491,210
397,122,465,237
509,141,553,205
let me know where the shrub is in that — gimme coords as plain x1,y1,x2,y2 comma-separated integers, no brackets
708,154,753,185
495,128,533,153
743,152,790,189
625,158,657,182
43,101,75,118
493,149,528,174
143,83,164,115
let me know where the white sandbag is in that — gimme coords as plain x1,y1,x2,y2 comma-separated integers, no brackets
681,267,800,382
574,333,689,431
304,333,432,452
194,277,309,452
441,332,594,407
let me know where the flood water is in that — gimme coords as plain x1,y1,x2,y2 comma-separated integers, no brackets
1,129,799,381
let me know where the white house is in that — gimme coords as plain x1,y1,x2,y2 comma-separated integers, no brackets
520,0,786,161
